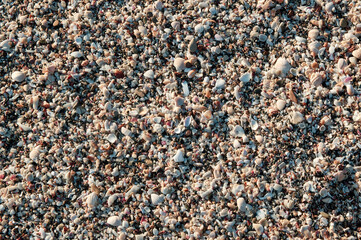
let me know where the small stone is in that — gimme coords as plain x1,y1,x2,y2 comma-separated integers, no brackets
308,29,319,39
340,18,347,28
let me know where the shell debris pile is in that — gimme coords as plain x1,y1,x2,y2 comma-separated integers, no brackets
0,0,361,239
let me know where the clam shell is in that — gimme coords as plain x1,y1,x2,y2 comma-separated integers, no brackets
107,216,122,226
310,72,324,87
12,71,26,82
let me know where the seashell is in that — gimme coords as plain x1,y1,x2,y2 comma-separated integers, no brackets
106,134,117,143
295,36,306,43
215,79,226,89
310,72,324,87
276,99,286,110
231,184,244,195
107,216,122,226
138,26,147,35
259,34,267,42
234,86,241,100
0,40,11,51
324,2,334,13
188,38,197,53
12,71,26,82
75,37,82,46
308,29,319,39
171,21,180,30
253,224,264,235
174,96,184,107
108,194,118,206
113,69,125,79
337,58,347,70
184,116,192,127
352,49,361,59
125,185,141,199
274,58,291,76
346,84,354,96
86,192,98,208
273,183,282,192
250,119,259,131
187,69,196,78
151,194,164,205
319,188,328,197
303,181,316,192
203,110,212,120
290,111,304,124
240,72,251,83
214,34,223,41
144,70,154,79
233,139,241,149
153,124,164,133
320,115,331,125
32,96,40,110
154,0,163,10
182,81,190,97
284,199,294,209
29,146,41,160
194,24,204,34
173,58,185,71
173,149,184,162
255,135,264,143
121,127,132,136
192,105,207,111
232,125,245,137
308,41,321,54
70,51,83,58
237,198,246,212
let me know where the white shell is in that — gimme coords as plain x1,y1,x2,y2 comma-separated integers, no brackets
144,70,154,79
0,40,11,51
151,194,164,205
240,72,251,83
308,29,319,39
154,0,163,10
274,58,291,76
12,71,26,82
173,58,185,71
194,24,204,33
276,99,286,110
233,139,241,149
310,72,323,87
138,26,147,35
352,49,361,59
237,198,246,212
107,134,117,143
308,41,321,54
290,111,304,124
250,119,259,131
71,51,83,58
107,216,122,226
86,192,98,208
232,125,245,137
173,149,184,162
337,58,347,70
184,116,192,127
253,224,264,235
182,81,190,97
29,146,41,160
108,194,118,206
215,79,225,89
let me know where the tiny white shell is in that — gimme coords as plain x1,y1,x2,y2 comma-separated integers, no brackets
107,216,122,226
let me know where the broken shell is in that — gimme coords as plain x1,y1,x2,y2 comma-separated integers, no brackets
231,125,245,137
308,29,319,39
240,72,251,83
173,58,185,71
310,72,324,87
253,224,264,236
290,111,304,124
276,99,286,110
151,194,164,205
274,58,291,76
173,149,184,162
352,49,361,59
86,192,98,208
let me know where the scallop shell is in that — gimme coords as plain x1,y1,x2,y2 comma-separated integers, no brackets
151,194,164,205
12,71,26,82
107,216,122,226
173,58,185,72
310,72,324,87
